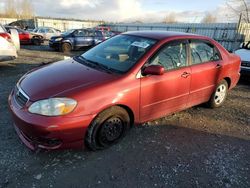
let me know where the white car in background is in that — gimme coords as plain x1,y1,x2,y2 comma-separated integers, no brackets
0,24,20,62
32,27,61,40
234,41,250,75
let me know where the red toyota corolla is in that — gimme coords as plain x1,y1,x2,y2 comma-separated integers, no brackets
8,31,240,151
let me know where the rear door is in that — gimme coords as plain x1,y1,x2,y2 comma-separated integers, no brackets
85,30,95,46
140,40,191,122
73,29,85,48
188,39,222,107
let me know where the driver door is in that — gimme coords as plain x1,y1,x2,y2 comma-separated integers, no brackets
140,40,191,122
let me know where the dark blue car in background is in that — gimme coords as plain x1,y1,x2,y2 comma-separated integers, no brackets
49,29,108,53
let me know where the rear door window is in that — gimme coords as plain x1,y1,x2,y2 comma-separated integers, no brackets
190,40,221,65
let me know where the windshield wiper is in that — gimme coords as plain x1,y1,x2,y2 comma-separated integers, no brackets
74,56,122,74
73,56,98,69
88,60,114,74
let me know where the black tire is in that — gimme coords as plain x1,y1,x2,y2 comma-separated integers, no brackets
207,79,228,108
33,38,41,46
85,106,130,151
61,43,71,53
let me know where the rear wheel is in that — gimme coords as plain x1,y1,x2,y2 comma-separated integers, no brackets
85,106,130,150
33,38,41,45
61,43,71,53
208,79,228,108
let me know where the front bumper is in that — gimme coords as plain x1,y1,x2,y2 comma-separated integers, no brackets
49,41,60,49
8,90,94,150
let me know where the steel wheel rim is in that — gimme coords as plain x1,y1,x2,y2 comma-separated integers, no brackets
214,84,226,105
98,117,124,145
63,44,70,52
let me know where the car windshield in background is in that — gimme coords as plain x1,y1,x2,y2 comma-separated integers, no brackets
81,34,157,73
62,29,75,36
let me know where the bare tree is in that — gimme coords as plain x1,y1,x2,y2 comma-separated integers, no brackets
5,0,18,18
227,0,250,23
3,0,34,18
201,12,217,23
163,13,177,23
19,0,34,19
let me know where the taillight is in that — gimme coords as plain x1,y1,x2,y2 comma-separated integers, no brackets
0,33,12,43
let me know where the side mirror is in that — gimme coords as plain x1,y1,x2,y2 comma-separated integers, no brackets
142,65,164,76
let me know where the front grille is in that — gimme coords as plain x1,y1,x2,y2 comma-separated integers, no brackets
241,61,250,67
15,86,29,107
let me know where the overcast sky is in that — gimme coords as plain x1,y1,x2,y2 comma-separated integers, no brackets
0,0,234,23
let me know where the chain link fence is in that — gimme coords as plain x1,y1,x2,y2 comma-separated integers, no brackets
108,23,250,51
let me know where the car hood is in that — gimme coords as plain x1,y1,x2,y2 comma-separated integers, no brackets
51,35,69,40
234,49,250,61
29,32,43,38
19,58,118,101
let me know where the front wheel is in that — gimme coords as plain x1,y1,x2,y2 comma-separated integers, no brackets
61,43,71,53
208,79,228,108
85,106,130,150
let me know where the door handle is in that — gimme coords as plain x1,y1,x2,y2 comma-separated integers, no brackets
181,72,190,78
216,64,222,68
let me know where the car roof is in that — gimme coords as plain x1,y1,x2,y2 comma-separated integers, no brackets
37,27,54,29
123,30,200,40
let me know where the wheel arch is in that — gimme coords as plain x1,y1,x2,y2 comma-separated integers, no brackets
92,104,135,127
117,104,135,127
223,77,231,89
61,41,73,50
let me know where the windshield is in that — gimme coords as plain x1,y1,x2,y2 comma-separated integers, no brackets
62,29,75,36
81,34,157,73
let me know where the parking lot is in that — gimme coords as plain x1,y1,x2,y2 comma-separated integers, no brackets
0,45,250,188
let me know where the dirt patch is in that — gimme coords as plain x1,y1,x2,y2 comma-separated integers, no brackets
0,47,249,188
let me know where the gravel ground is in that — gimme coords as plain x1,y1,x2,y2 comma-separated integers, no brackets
0,45,250,188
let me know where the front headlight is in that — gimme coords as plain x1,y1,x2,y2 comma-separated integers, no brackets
28,98,77,116
55,37,62,42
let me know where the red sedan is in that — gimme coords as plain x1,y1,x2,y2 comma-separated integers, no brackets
5,26,44,45
8,31,240,151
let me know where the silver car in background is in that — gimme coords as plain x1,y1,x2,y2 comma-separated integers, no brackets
32,27,61,40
